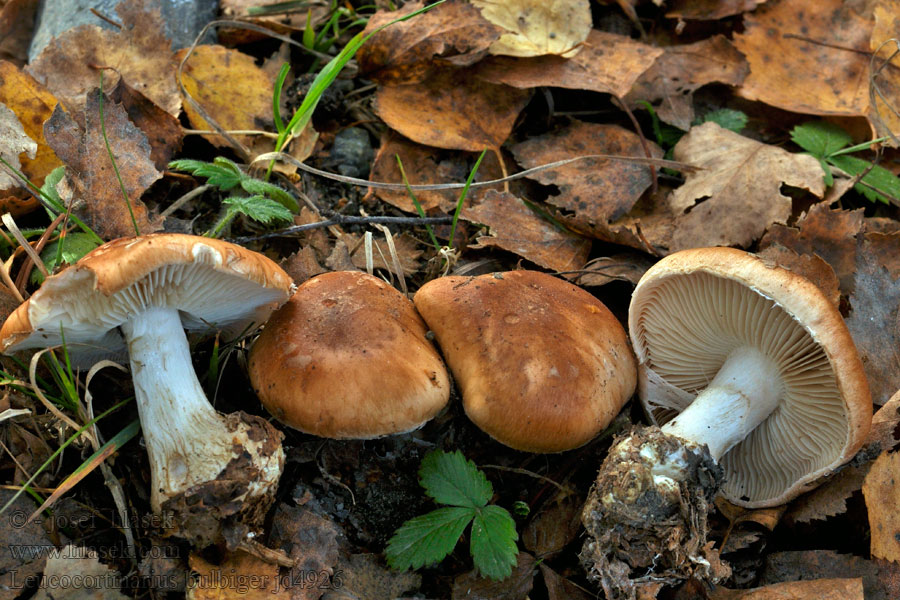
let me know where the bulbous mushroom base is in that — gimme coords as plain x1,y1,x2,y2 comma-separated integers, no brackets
158,412,284,548
580,426,729,600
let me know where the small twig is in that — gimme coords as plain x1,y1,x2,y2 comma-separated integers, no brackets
615,94,658,194
228,214,452,243
2,213,49,278
89,7,123,28
480,465,574,495
160,184,210,218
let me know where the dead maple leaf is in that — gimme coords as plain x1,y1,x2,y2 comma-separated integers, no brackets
32,545,129,600
0,103,36,191
177,44,274,154
510,121,661,232
0,60,62,190
476,30,663,98
463,190,590,274
666,121,824,252
625,35,749,130
43,90,163,240
709,578,864,600
26,0,180,117
471,0,591,58
375,66,531,152
358,0,503,85
863,449,900,562
845,232,900,407
733,0,895,139
666,0,766,20
188,551,288,599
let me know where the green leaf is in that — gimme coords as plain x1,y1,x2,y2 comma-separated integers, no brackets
791,121,851,158
829,154,900,204
240,178,300,212
222,195,294,224
168,159,242,191
470,505,519,580
32,233,101,285
385,506,475,571
702,108,748,133
40,166,66,212
420,450,492,509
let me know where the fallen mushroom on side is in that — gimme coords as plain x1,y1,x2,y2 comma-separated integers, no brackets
581,247,872,599
0,234,294,545
413,270,637,453
248,270,450,438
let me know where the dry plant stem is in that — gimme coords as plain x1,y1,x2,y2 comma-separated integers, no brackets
2,213,48,278
0,259,25,303
615,94,658,194
28,350,93,443
15,212,65,290
160,184,210,219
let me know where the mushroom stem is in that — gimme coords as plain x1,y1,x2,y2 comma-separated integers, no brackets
661,346,782,460
120,306,243,513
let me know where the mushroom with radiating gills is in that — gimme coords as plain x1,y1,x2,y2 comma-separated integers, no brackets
248,270,450,438
0,234,295,544
580,247,872,600
413,270,637,453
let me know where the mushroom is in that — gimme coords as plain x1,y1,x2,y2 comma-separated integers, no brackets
413,270,637,453
581,247,872,599
248,270,450,438
0,234,294,542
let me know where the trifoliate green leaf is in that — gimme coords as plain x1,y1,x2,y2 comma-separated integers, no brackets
385,506,475,571
32,233,100,284
470,505,519,580
241,178,300,212
222,195,294,224
791,121,851,158
168,159,242,190
419,450,492,509
702,108,748,133
829,154,900,204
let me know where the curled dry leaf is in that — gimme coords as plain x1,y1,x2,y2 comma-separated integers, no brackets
463,189,590,274
625,35,749,130
471,0,591,58
375,67,532,152
666,121,824,252
476,30,663,98
358,0,503,85
0,103,36,191
43,91,163,240
26,0,180,116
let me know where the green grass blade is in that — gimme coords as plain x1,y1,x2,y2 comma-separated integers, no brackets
273,63,291,134
396,155,440,251
449,149,486,249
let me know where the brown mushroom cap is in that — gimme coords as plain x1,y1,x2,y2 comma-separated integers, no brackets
249,270,450,438
629,247,872,506
414,270,637,453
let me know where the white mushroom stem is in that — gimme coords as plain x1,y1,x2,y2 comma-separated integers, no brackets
120,306,241,513
661,346,782,460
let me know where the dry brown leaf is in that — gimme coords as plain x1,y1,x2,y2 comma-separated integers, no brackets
43,91,163,240
733,0,885,135
709,578,863,600
339,231,423,276
511,121,660,232
375,67,531,152
0,102,35,191
845,232,900,407
869,1,900,144
109,79,182,172
761,549,900,600
863,450,900,561
666,0,766,20
463,190,590,274
358,0,502,85
0,0,37,65
177,44,274,153
0,489,53,596
578,253,654,287
472,0,591,58
267,504,339,600
188,551,288,599
520,490,583,558
334,554,421,599
26,0,179,116
625,35,749,130
31,545,129,600
756,244,841,308
476,29,663,98
0,60,62,189
368,131,504,213
540,564,594,600
451,552,535,600
666,121,824,252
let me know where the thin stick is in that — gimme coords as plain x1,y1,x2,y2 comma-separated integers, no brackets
229,214,452,243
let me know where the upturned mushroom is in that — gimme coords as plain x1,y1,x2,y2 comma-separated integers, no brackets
581,247,872,599
248,270,450,438
413,270,637,453
0,234,294,543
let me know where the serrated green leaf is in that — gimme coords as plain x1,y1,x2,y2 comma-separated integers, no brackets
168,159,242,190
470,505,519,580
385,506,475,571
222,195,294,224
32,233,100,285
829,154,900,204
420,450,492,509
241,178,300,212
791,121,851,158
702,108,748,133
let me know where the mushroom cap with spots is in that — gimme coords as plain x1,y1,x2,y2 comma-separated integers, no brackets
248,270,450,439
414,270,637,453
628,246,872,507
0,234,294,538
